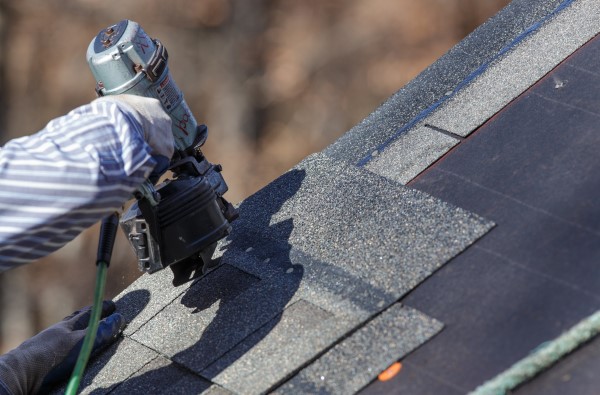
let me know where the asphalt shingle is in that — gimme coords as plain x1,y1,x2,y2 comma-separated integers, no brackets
202,299,336,393
425,0,600,137
324,0,564,167
221,243,398,321
232,153,493,296
113,266,195,337
91,152,491,393
130,264,261,372
277,303,443,394
375,29,600,394
364,125,459,185
394,245,600,393
55,338,159,394
107,356,213,395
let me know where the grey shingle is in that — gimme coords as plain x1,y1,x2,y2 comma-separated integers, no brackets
232,153,493,296
108,152,491,394
276,303,443,394
425,0,600,137
130,264,262,372
365,125,459,184
72,338,159,394
324,0,564,166
113,267,195,336
220,244,398,321
202,299,338,394
108,356,212,394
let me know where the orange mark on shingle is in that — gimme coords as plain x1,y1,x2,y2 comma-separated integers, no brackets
378,362,402,381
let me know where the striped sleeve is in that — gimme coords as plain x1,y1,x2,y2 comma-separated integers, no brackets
0,100,156,270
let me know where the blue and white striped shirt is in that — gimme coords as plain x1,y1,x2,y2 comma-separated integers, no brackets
0,100,156,271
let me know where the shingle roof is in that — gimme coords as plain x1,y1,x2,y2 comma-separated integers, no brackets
62,0,600,393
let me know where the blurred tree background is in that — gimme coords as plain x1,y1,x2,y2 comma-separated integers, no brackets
0,0,509,353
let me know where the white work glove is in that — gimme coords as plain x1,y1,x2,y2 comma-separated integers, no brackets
95,94,174,160
0,301,125,395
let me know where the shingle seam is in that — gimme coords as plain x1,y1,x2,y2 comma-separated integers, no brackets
115,336,214,388
565,62,600,78
356,0,576,167
275,304,444,394
434,167,600,239
225,231,402,308
423,124,465,141
228,302,349,392
267,302,428,393
124,286,190,337
473,245,600,302
104,353,162,394
196,298,314,381
532,90,600,119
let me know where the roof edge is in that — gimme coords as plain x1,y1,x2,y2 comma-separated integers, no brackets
323,0,565,164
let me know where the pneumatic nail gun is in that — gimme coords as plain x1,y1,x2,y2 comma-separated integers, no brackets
87,20,238,285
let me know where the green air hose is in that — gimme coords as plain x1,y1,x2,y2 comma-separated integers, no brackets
64,261,107,394
65,213,119,395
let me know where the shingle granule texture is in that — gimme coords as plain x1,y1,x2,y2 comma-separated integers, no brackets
80,153,491,394
276,303,443,395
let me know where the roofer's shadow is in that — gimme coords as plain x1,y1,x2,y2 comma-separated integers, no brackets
87,168,306,393
175,168,305,379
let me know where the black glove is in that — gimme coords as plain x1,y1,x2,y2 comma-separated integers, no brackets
0,300,125,394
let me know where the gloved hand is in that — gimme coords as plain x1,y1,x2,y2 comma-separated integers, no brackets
0,300,125,395
95,94,174,160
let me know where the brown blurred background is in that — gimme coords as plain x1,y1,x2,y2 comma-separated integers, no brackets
0,0,510,353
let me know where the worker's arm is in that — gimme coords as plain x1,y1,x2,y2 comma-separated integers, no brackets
0,96,172,271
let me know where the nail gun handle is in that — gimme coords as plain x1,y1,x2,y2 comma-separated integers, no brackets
136,181,160,206
148,155,171,184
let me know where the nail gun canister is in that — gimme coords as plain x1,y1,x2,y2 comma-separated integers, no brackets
86,20,206,151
